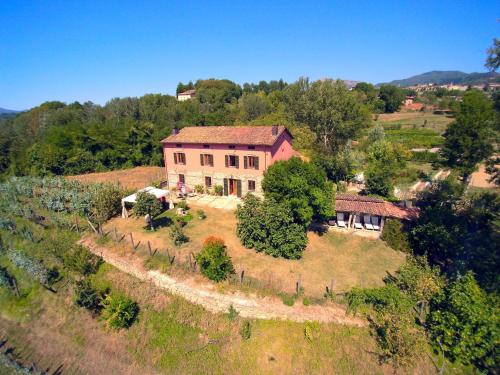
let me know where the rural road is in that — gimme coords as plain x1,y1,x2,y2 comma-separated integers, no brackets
80,237,365,327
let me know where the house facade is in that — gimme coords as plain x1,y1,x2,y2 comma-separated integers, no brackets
161,125,294,197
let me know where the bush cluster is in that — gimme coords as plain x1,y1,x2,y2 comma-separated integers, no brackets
195,237,234,282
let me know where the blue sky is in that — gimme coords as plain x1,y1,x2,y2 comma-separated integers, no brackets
1,0,498,110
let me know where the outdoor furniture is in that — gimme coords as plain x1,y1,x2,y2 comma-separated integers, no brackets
364,215,374,230
328,219,336,226
337,213,346,228
371,216,381,231
354,215,363,230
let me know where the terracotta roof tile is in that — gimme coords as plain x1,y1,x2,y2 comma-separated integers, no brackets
161,126,289,146
335,194,419,220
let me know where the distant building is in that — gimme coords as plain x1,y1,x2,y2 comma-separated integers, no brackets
177,89,196,101
161,125,294,197
403,95,424,111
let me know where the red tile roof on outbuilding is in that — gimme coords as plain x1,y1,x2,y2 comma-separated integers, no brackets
335,194,419,220
161,126,290,146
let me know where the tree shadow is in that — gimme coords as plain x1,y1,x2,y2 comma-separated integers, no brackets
309,222,328,236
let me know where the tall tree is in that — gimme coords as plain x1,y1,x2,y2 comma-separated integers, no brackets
440,90,497,180
485,38,500,71
379,85,405,113
284,79,370,153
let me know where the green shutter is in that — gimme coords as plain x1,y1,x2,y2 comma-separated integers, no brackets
200,154,204,166
254,157,259,170
236,180,242,197
235,156,239,169
225,155,229,167
173,153,177,164
223,178,228,196
244,156,248,169
209,154,213,166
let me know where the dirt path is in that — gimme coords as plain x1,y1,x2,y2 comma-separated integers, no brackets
80,237,365,326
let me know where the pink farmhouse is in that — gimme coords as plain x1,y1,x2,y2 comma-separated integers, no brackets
161,125,294,197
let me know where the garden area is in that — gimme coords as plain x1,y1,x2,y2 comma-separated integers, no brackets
104,202,405,298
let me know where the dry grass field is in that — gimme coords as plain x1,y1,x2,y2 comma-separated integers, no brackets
67,166,165,190
0,263,443,375
104,203,405,298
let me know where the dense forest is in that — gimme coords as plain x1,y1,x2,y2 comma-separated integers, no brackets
0,77,428,177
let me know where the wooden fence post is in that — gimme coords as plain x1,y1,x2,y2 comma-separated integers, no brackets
296,275,301,294
129,233,134,248
114,226,118,242
240,270,245,284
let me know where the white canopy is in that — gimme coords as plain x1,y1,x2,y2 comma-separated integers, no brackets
121,186,171,218
121,186,170,204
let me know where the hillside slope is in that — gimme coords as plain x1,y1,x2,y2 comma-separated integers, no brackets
380,70,499,87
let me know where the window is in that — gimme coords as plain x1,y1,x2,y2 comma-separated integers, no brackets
200,154,214,167
244,156,259,170
176,143,182,148
226,155,238,168
179,174,185,184
203,144,210,149
174,152,186,165
205,176,212,188
247,145,255,150
248,180,256,191
228,145,236,149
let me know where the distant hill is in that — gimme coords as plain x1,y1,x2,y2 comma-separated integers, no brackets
379,70,500,87
0,107,21,119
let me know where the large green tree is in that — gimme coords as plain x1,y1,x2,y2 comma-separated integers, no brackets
441,90,497,180
284,79,370,153
378,85,405,113
262,157,334,227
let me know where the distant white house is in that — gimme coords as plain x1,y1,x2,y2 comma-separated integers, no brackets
177,89,196,101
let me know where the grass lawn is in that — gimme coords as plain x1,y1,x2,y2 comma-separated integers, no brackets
105,203,406,298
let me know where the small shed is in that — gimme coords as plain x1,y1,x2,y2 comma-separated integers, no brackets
121,186,171,218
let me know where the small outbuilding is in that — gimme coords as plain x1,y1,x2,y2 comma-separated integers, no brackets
333,194,419,233
121,186,172,218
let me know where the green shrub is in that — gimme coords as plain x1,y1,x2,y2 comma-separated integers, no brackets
240,320,252,340
197,209,206,219
227,304,239,320
101,294,139,329
214,185,223,196
170,225,189,247
302,297,311,306
195,237,234,282
74,279,103,314
176,200,189,210
381,219,410,252
134,191,163,218
410,151,440,163
280,293,296,306
194,184,205,194
88,183,122,226
63,245,103,275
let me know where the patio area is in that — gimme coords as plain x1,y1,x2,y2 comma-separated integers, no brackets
185,194,242,210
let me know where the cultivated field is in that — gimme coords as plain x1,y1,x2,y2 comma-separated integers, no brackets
376,111,454,133
67,166,165,190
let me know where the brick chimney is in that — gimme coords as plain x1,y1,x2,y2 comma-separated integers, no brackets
172,128,179,135
272,125,279,136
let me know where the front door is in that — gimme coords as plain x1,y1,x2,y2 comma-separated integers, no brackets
229,179,237,195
